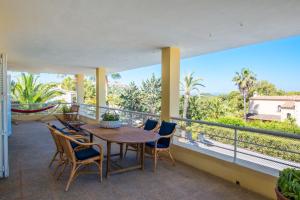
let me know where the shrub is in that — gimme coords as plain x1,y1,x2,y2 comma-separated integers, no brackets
187,123,300,163
101,111,119,121
61,105,72,113
216,116,246,127
247,120,300,134
277,168,300,200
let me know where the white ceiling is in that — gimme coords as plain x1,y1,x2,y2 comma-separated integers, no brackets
1,0,300,74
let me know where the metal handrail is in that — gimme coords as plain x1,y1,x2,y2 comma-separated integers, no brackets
80,103,160,118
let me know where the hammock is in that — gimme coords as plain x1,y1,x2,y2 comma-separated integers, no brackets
11,105,56,113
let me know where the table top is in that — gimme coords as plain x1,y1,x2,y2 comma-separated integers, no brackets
55,115,86,132
81,124,160,144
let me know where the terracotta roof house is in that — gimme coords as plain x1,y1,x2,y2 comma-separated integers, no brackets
248,95,300,125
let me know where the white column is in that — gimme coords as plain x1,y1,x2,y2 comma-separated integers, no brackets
96,67,107,120
161,47,180,121
75,74,84,104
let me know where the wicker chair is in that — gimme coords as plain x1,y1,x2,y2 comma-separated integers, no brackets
124,119,159,159
145,121,177,172
63,104,80,121
47,124,89,175
51,126,104,191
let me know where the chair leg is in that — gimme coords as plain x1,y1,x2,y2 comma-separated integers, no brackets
124,144,129,158
136,144,140,160
98,160,103,182
57,161,68,180
53,152,65,175
54,161,64,175
49,151,58,168
168,150,175,166
65,164,78,192
153,149,158,172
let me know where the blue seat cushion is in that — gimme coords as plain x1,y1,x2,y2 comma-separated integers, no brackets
144,119,158,131
75,148,99,160
146,141,169,149
157,121,177,147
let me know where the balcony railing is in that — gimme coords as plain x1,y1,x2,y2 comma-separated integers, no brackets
170,117,300,176
11,103,300,176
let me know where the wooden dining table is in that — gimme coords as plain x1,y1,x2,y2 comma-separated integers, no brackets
81,124,159,177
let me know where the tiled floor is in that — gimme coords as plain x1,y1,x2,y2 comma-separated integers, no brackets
0,121,269,200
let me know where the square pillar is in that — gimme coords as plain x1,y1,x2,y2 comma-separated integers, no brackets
96,67,107,120
161,47,180,121
75,74,84,104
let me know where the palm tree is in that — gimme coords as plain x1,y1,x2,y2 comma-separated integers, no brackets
11,73,64,104
110,73,121,80
60,76,75,91
232,68,256,120
181,73,205,118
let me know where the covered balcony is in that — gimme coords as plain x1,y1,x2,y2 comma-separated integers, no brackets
2,120,268,200
1,1,300,200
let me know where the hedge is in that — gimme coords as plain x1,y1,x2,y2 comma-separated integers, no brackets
212,116,300,134
187,124,300,163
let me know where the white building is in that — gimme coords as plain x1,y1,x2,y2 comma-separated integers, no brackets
248,95,300,126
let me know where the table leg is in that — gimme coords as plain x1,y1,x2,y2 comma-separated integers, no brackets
140,143,145,170
119,143,123,159
89,133,93,142
106,141,111,178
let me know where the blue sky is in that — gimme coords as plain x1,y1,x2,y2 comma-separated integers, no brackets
118,35,300,94
10,35,300,94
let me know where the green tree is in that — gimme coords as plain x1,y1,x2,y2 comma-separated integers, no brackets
60,76,75,91
251,80,283,96
84,79,96,104
106,73,121,85
200,97,229,119
181,73,205,118
119,82,143,111
105,72,121,97
285,91,300,96
11,73,64,104
107,84,123,107
232,68,256,120
140,74,161,114
110,73,121,80
223,91,244,117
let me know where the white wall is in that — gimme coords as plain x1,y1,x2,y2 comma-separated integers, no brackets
295,102,300,126
249,100,283,116
249,99,300,126
281,108,296,121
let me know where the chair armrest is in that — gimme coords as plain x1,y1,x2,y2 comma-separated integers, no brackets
137,124,144,128
158,133,174,139
64,129,88,137
153,125,160,132
65,129,77,134
72,136,90,143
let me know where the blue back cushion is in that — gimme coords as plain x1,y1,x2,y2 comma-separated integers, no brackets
157,121,176,147
144,119,158,131
51,125,72,136
51,125,79,148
